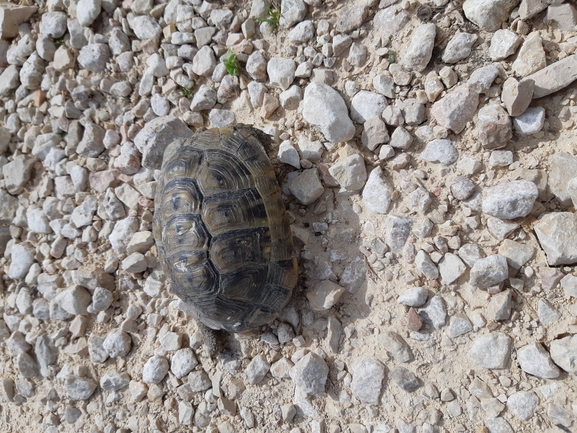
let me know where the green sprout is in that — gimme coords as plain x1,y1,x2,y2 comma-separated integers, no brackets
54,36,66,48
387,50,396,64
223,50,239,77
177,84,193,98
256,3,281,31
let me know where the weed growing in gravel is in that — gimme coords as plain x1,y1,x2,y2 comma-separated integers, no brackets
54,36,66,48
387,50,396,64
223,50,239,77
257,3,281,31
177,84,194,98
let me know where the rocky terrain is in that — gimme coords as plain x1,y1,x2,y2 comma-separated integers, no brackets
1,0,577,432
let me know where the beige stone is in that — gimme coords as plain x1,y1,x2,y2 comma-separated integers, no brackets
501,77,534,116
512,32,546,77
0,4,37,39
527,54,577,98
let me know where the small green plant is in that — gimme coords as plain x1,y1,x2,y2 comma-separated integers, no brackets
387,50,396,64
223,50,239,77
54,36,66,48
177,84,193,98
256,3,281,31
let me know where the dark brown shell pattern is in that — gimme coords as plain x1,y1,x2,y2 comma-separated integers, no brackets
153,127,298,332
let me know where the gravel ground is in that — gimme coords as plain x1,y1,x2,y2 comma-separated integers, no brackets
1,0,577,432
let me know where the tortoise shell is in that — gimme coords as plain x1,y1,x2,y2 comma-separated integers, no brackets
153,126,298,332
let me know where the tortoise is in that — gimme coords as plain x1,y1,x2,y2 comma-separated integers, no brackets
153,126,298,338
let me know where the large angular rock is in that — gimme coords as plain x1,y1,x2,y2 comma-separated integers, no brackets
477,105,512,149
467,332,512,369
490,29,522,60
362,167,392,214
502,77,534,116
289,352,329,397
350,91,388,123
463,0,520,31
469,254,509,289
328,154,367,192
526,54,577,99
403,23,436,72
549,153,577,206
350,357,385,404
517,343,560,379
442,32,477,64
512,32,546,77
431,85,479,133
534,212,577,266
133,116,190,169
550,334,577,374
482,180,538,219
301,82,355,143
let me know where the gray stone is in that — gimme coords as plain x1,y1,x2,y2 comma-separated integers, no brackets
490,29,522,60
537,299,560,325
90,287,112,312
134,116,190,169
188,370,211,392
245,354,269,384
209,109,235,128
129,15,162,40
421,139,458,165
373,6,409,35
513,107,545,135
278,141,300,169
362,167,392,214
40,11,67,37
489,150,513,168
469,255,508,289
477,105,512,149
246,50,267,81
547,404,574,428
390,367,422,392
88,334,109,363
482,180,538,219
0,65,20,96
289,168,324,205
350,91,388,123
519,0,548,20
77,0,101,27
0,189,17,223
279,0,307,28
507,391,539,421
442,32,477,63
451,176,476,201
549,153,577,206
468,65,500,94
467,332,512,369
288,20,315,43
403,23,436,72
486,289,512,321
415,250,439,280
534,212,577,266
389,126,413,150
397,287,429,307
448,314,473,338
385,215,412,254
373,74,395,98
301,82,355,143
267,57,296,90
546,4,577,31
431,85,479,133
517,343,560,379
3,155,35,194
142,355,169,384
329,154,367,192
350,357,385,404
550,334,577,374
419,295,447,329
379,331,413,363
289,352,328,397
8,243,35,280
280,85,302,110
526,53,577,98
439,253,467,285
192,46,217,77
335,5,367,33
485,418,514,433
77,121,105,157
35,335,57,377
103,329,132,358
64,376,97,400
487,217,518,240
17,352,38,377
463,0,519,31
54,286,91,315
100,369,129,391
78,44,110,72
